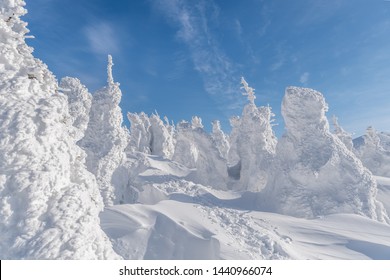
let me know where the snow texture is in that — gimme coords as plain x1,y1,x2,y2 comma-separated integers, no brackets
0,1,119,259
59,77,92,141
100,155,390,259
260,87,388,222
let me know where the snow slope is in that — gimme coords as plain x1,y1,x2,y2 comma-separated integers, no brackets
101,154,390,260
98,152,390,260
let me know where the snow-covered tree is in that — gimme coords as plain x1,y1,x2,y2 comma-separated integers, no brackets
0,1,119,259
191,116,203,129
353,126,390,177
332,115,353,151
149,113,176,159
59,77,92,141
79,55,129,206
227,116,241,166
211,120,230,160
127,112,176,159
127,112,152,154
228,78,277,191
172,120,228,189
240,76,256,104
172,121,199,169
260,87,388,222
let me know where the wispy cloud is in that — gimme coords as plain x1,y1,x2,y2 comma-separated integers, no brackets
83,21,120,55
270,60,284,72
152,0,242,110
299,72,310,84
269,43,288,72
234,19,243,36
258,4,272,37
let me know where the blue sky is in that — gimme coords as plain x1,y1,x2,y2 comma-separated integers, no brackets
24,0,390,136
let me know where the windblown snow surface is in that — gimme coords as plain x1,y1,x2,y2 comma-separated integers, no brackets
1,0,390,260
100,154,390,260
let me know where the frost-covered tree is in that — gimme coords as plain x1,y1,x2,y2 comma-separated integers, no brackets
127,112,176,159
353,126,390,177
261,87,388,222
127,112,152,154
59,77,92,141
173,119,228,189
0,1,119,259
240,76,256,104
172,121,198,169
228,78,277,191
149,113,176,159
227,116,241,166
79,55,129,206
211,120,230,160
191,116,203,129
332,115,353,151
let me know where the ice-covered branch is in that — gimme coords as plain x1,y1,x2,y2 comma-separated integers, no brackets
107,54,114,85
240,76,256,104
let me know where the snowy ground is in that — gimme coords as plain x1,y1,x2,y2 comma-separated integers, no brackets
100,155,390,260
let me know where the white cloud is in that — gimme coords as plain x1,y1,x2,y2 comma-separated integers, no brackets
299,72,310,84
83,22,119,55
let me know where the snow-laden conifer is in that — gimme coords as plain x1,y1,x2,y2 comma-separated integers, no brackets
332,115,353,151
261,87,388,222
173,119,228,189
228,77,277,191
127,112,176,159
59,77,92,141
354,127,390,177
0,1,120,259
79,55,129,206
211,120,230,160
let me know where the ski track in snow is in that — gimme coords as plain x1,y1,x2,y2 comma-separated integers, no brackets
156,182,289,259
